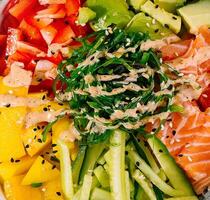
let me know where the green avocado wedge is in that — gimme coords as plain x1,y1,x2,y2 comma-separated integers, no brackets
86,0,133,30
177,0,210,34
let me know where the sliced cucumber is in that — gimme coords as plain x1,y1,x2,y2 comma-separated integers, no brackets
57,140,74,200
93,166,110,189
128,150,185,197
72,145,87,185
148,136,195,196
135,185,150,200
164,197,198,200
133,170,157,200
125,170,131,200
79,143,106,183
79,173,93,200
107,129,127,200
91,187,112,200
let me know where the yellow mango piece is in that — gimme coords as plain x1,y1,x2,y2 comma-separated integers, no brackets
4,175,43,200
0,77,28,96
0,107,26,162
0,156,36,183
52,117,77,159
27,92,48,100
22,125,51,157
42,178,64,200
30,101,68,113
22,156,60,185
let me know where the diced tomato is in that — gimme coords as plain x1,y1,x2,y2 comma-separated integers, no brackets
16,41,45,56
24,59,37,72
19,19,44,44
29,79,54,93
0,35,7,47
53,25,75,44
7,51,33,65
3,0,19,16
27,16,53,29
6,28,23,56
160,40,192,61
40,25,58,45
65,0,80,16
9,0,38,21
44,52,63,64
0,14,19,34
198,85,210,111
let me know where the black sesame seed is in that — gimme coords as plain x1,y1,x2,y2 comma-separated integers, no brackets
145,13,149,17
25,144,30,149
43,107,48,112
58,103,64,106
46,152,50,154
155,5,159,8
125,151,128,155
166,135,169,138
42,95,46,100
10,158,14,163
164,24,169,29
41,160,45,164
172,16,177,20
34,135,37,139
159,149,163,153
178,154,183,157
15,160,20,163
5,104,11,108
90,56,95,61
53,150,58,154
56,192,61,196
172,130,176,135
137,138,140,142
136,161,140,166
38,139,42,143
64,20,69,25
52,165,56,170
154,29,159,33
33,128,37,132
52,144,57,147
36,19,40,22
152,128,156,132
37,126,41,130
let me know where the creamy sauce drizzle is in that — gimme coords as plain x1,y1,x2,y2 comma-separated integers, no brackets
0,95,49,107
3,62,32,87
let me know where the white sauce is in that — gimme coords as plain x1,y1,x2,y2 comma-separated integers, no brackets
0,95,49,107
3,62,32,87
141,35,180,51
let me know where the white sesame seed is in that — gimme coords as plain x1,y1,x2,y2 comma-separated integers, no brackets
160,32,165,36
169,122,173,128
175,138,181,142
41,188,46,192
185,144,191,148
170,138,175,145
146,23,150,28
202,94,208,98
174,52,179,57
152,19,156,25
187,156,192,162
8,90,13,94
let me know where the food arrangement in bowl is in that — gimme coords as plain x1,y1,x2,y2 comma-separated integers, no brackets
0,0,210,199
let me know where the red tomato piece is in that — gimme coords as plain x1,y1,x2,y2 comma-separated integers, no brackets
27,16,53,30
24,59,37,72
53,25,75,44
7,51,33,65
0,35,7,47
0,14,19,34
198,85,210,111
160,40,192,61
29,79,54,93
19,19,44,44
9,0,38,21
65,0,80,16
44,52,63,64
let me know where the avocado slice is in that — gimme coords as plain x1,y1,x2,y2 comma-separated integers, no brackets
177,0,210,34
154,0,186,13
147,136,195,196
78,7,96,25
126,12,174,40
127,0,147,11
86,0,133,31
141,0,181,34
